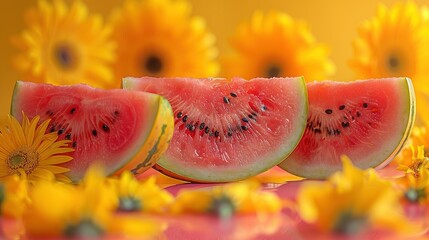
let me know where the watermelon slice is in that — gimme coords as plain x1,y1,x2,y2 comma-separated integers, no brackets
279,77,415,179
122,77,308,182
11,81,174,182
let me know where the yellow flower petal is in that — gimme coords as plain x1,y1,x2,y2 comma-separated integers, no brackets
222,11,335,81
0,115,73,182
110,0,219,79
12,0,116,89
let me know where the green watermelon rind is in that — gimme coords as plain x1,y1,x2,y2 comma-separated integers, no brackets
375,77,416,169
149,77,309,182
10,81,172,182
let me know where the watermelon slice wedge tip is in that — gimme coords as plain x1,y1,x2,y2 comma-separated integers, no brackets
11,81,174,182
279,77,416,179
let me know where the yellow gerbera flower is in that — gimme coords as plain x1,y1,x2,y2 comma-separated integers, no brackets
12,0,116,88
23,180,83,237
110,171,174,213
172,180,282,218
397,167,429,204
394,123,429,169
298,156,416,235
350,2,429,123
24,166,164,238
0,114,73,183
394,145,429,204
1,174,29,220
222,11,335,81
397,145,429,176
110,0,219,79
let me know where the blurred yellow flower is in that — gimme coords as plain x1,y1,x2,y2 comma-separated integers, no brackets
298,156,415,235
12,0,116,88
110,0,219,79
24,166,164,238
397,167,429,204
23,180,84,237
222,11,335,81
0,114,73,183
395,145,429,204
172,180,282,218
23,167,115,237
110,171,174,213
394,124,429,168
350,2,429,123
1,174,29,220
397,145,429,176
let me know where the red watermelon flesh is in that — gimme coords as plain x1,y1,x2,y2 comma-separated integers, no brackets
279,77,415,179
11,81,174,182
122,77,308,182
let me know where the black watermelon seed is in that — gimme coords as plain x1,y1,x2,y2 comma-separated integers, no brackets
177,112,183,118
363,103,368,108
65,133,71,140
182,115,188,122
251,112,257,116
92,129,98,137
339,105,345,110
70,108,76,114
356,112,361,117
325,109,333,114
214,131,219,137
114,110,120,117
204,126,210,134
230,92,238,98
102,124,110,133
50,127,56,133
241,125,248,131
314,128,322,134
261,105,267,111
242,117,249,123
57,129,64,135
72,142,77,148
248,114,255,119
342,122,350,128
199,122,205,130
223,96,230,104
334,129,341,135
189,124,196,131
227,131,233,137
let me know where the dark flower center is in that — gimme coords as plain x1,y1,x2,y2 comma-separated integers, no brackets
405,188,426,203
386,54,401,73
8,149,39,175
333,211,367,235
54,43,77,71
266,65,282,78
209,195,236,219
0,184,4,215
118,197,142,212
63,218,104,238
144,55,163,74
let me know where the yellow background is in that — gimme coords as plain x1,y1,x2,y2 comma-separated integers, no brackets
1,0,428,116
